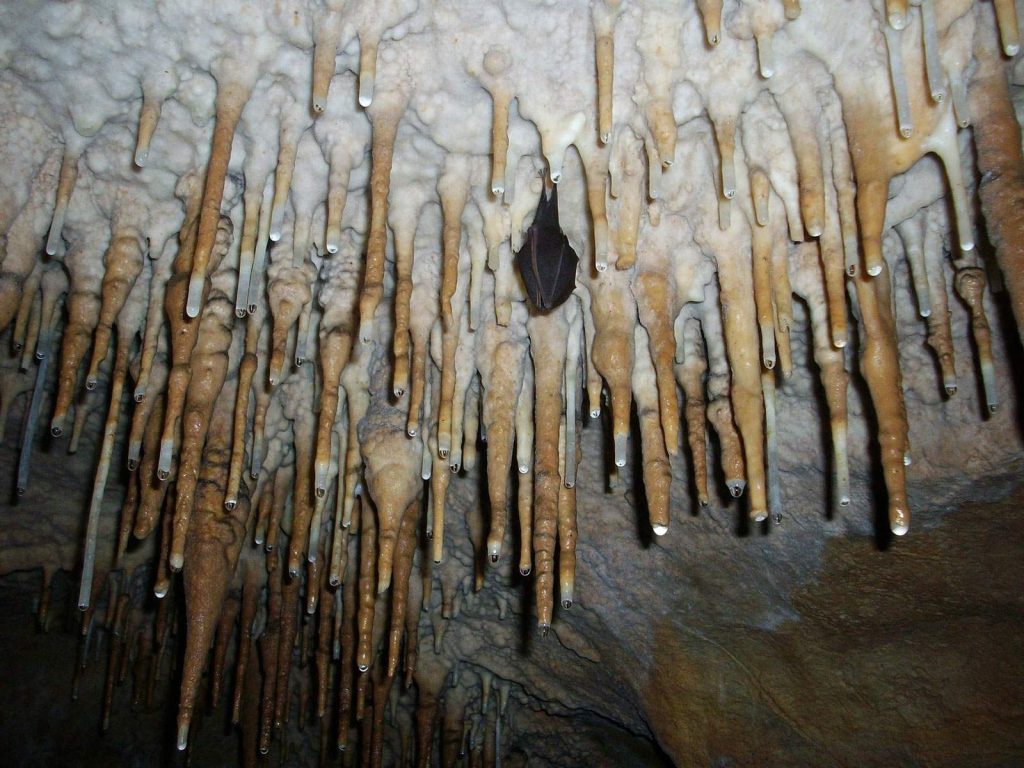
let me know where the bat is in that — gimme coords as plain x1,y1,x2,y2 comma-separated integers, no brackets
515,184,579,311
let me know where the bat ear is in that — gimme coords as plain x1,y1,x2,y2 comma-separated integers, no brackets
535,182,559,228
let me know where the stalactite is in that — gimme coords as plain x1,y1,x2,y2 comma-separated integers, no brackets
970,13,1024,347
955,266,998,413
2,5,1022,764
176,380,251,749
169,253,237,571
45,150,79,257
715,241,768,521
359,98,406,345
852,263,910,535
528,305,569,631
185,68,253,318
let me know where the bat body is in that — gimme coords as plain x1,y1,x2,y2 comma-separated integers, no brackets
515,185,579,311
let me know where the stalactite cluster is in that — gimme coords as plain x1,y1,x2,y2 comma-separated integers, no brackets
1,0,1022,764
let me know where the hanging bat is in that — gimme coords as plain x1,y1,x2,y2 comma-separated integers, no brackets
515,184,579,311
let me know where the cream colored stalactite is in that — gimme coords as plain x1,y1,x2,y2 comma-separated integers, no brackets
407,261,441,439
159,217,233,481
285,371,318,577
390,205,420,398
823,98,861,277
608,129,644,270
837,33,966,281
587,269,634,467
920,113,974,263
357,30,382,109
675,314,710,507
359,97,406,344
954,265,998,414
633,256,681,456
563,300,584,489
132,391,168,540
77,249,150,608
516,358,535,576
895,215,933,319
557,479,578,609
185,66,254,319
386,499,420,679
815,114,849,349
315,236,361,497
882,19,914,139
267,256,316,387
771,84,825,238
436,157,473,458
224,311,261,510
851,263,910,535
429,408,452,565
917,0,947,104
447,311,478,475
534,111,586,188
769,219,794,379
749,209,777,370
361,391,423,595
246,180,275,315
133,84,168,169
527,304,569,632
647,97,677,170
45,150,80,257
716,237,769,521
354,499,380,675
294,276,317,366
576,285,603,418
235,176,268,316
323,146,353,257
480,47,513,197
134,237,175,402
576,140,613,273
328,418,348,586
701,289,746,496
593,1,622,145
50,232,106,437
168,262,237,571
175,383,250,752
155,179,205,478
991,0,1020,55
711,114,738,215
969,4,1024,348
697,0,725,45
85,228,146,389
311,3,344,113
633,325,671,535
886,0,910,30
792,243,851,509
341,337,372,529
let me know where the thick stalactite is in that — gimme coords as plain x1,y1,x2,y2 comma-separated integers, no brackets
1,0,1023,765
